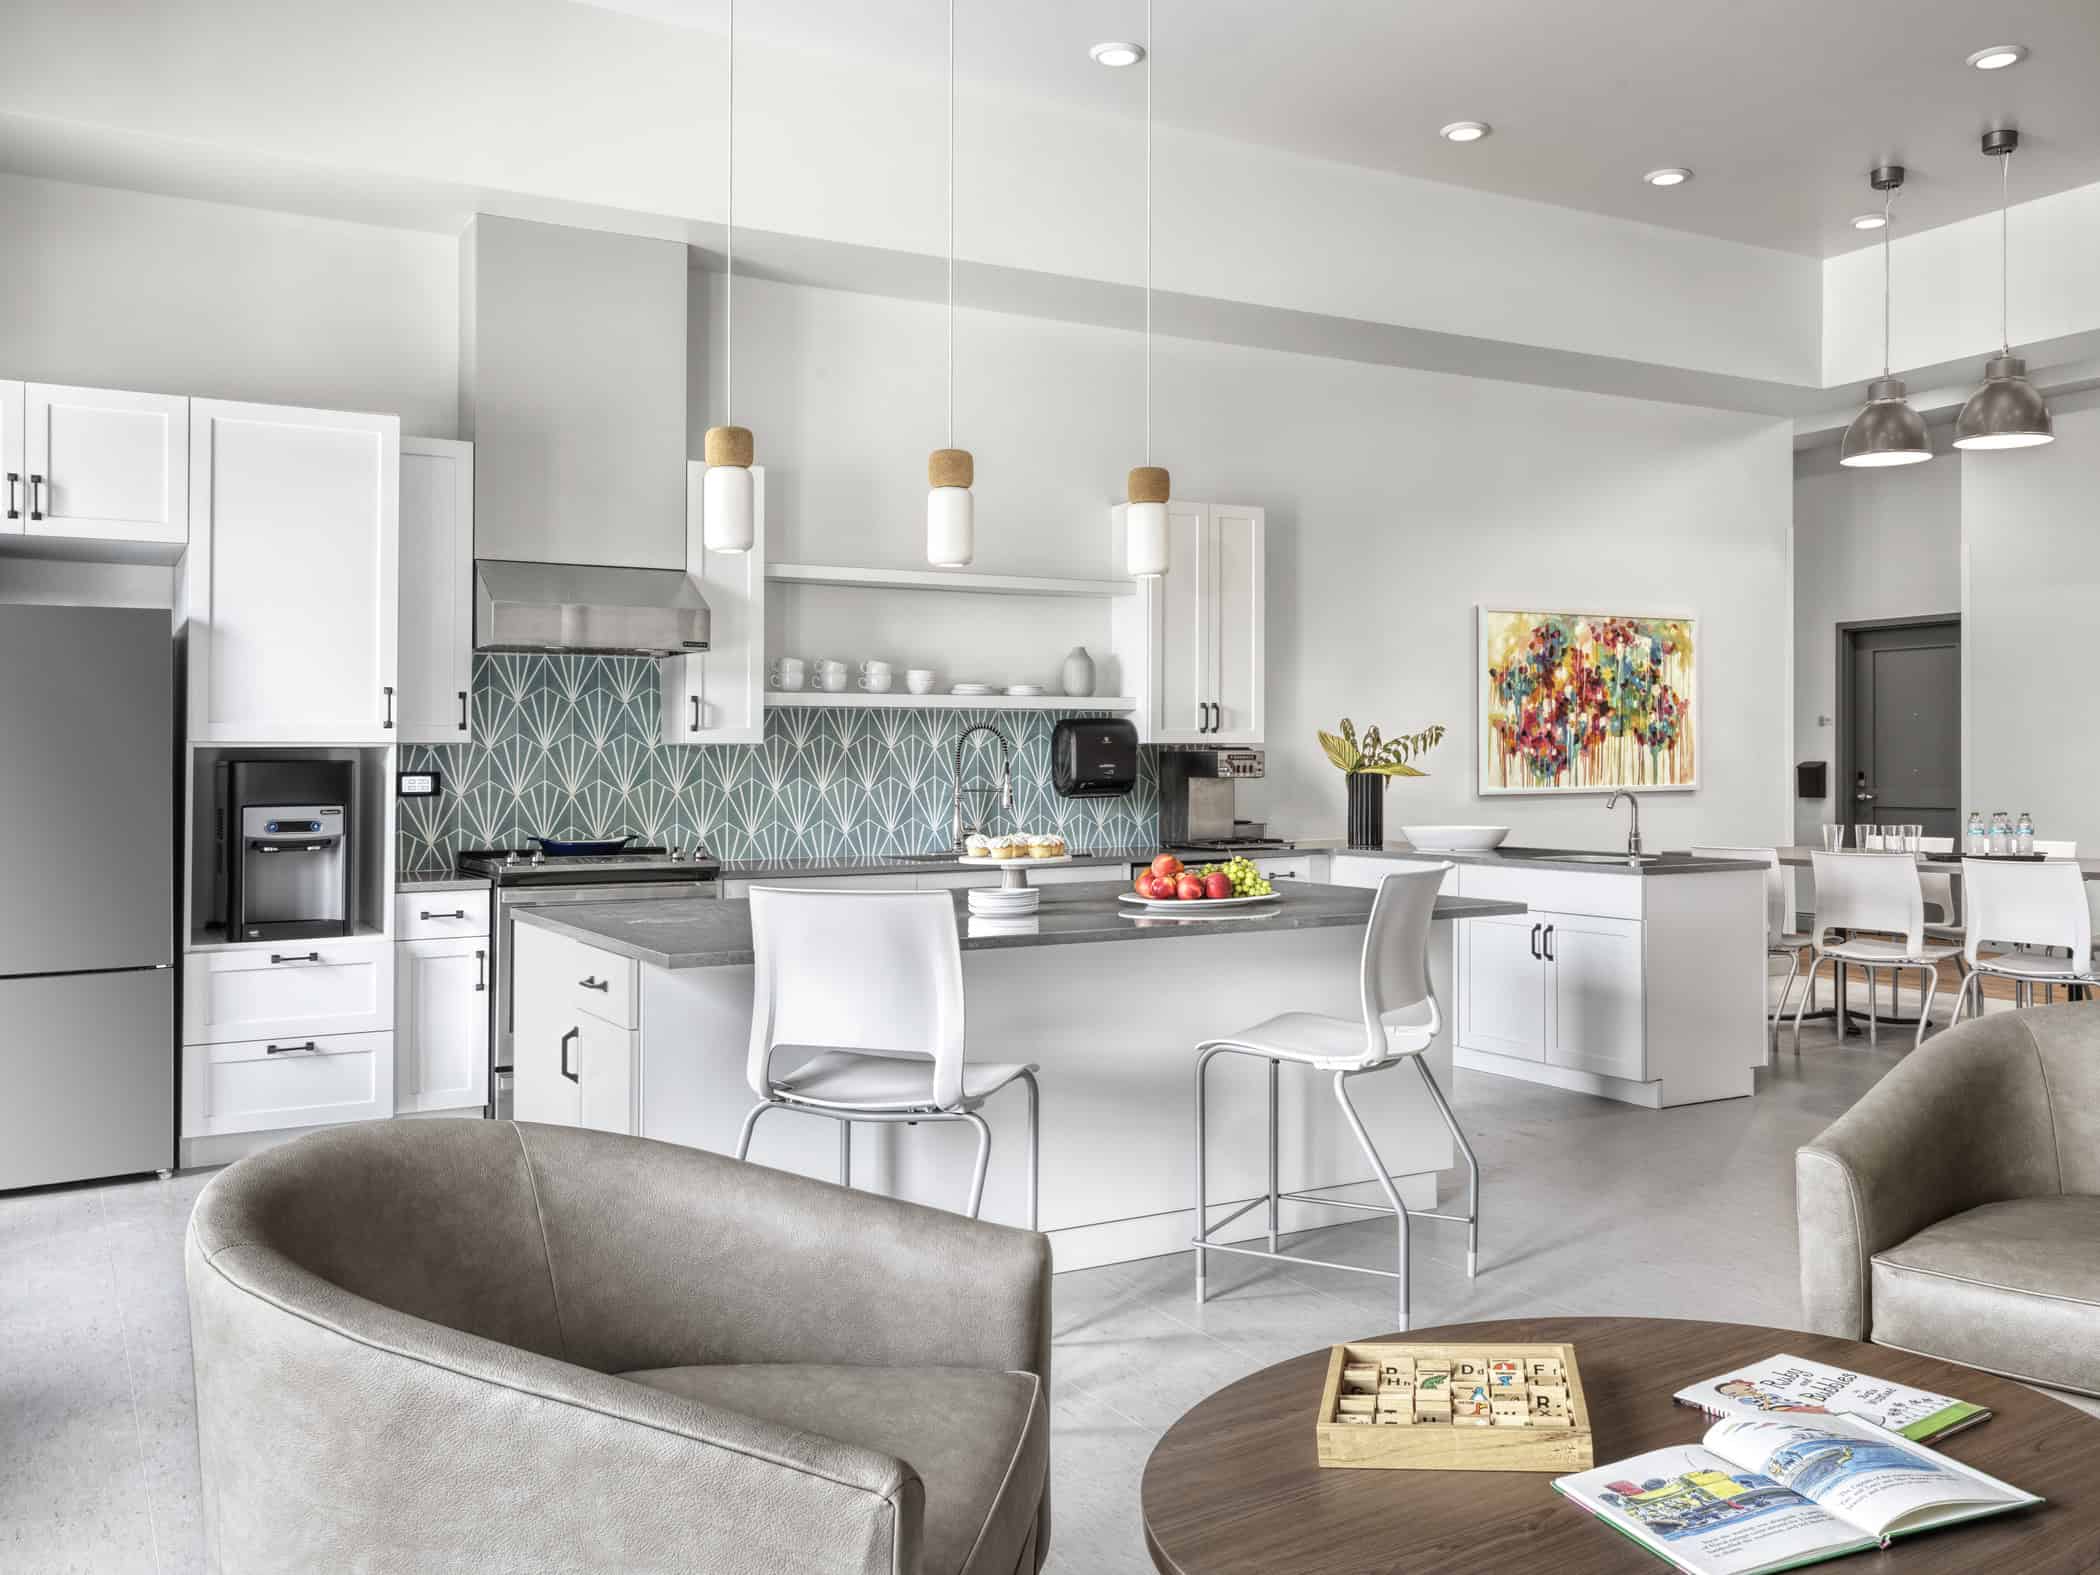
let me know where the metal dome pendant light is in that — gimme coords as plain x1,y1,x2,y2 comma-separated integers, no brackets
702,0,754,553
1955,129,2054,450
926,0,975,568
1840,165,1933,469
1124,0,1170,579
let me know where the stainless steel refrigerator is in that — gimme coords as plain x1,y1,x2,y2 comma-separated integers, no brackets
0,605,176,1190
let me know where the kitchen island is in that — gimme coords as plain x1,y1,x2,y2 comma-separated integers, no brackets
509,880,1522,1270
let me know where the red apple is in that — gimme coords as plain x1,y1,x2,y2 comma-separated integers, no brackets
1176,873,1205,902
1203,871,1232,900
1150,853,1184,881
1134,872,1156,897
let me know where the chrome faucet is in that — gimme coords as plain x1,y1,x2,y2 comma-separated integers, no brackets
952,724,1015,851
1605,790,1643,856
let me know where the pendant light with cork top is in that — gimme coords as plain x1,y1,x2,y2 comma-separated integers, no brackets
1125,0,1169,578
926,0,974,567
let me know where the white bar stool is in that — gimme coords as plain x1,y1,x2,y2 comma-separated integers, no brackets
1792,851,1960,1052
1692,846,1814,1051
1190,864,1476,1332
735,886,1040,1226
1952,858,2100,1021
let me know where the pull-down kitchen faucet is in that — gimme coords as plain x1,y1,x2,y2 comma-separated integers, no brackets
1605,790,1643,856
952,724,1015,851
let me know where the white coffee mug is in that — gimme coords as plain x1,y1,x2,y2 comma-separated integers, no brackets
906,669,937,695
813,660,848,693
859,659,892,676
768,657,807,692
858,672,894,693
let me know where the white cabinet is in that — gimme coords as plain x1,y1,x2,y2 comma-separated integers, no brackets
396,437,474,744
1,381,188,549
395,937,490,1114
1459,913,1551,1061
182,1031,394,1138
511,922,638,1134
1544,914,1647,1080
185,399,399,743
661,464,765,745
1113,501,1265,745
183,939,396,1045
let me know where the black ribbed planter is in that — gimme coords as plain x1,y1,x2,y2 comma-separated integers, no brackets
1345,772,1385,849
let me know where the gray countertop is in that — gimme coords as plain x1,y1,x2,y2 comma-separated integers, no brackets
513,879,1527,970
1298,840,1769,876
719,848,1159,879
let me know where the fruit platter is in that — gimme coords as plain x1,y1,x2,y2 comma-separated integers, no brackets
1120,853,1280,912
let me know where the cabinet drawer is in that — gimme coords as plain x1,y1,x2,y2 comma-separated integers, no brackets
184,940,395,1044
1455,864,1643,920
395,889,491,939
182,1031,392,1137
566,947,637,1029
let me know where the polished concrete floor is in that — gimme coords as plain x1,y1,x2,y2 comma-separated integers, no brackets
1,990,2079,1573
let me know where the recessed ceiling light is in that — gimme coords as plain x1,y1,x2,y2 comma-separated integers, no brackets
1966,43,2027,70
1851,212,1888,231
1089,40,1144,68
1643,167,1693,187
1439,121,1492,143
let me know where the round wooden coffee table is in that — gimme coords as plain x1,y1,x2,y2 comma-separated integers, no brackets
1142,1316,2100,1573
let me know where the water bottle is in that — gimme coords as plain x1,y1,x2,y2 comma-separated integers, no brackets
1990,811,2012,857
2017,811,2036,857
1966,811,1988,858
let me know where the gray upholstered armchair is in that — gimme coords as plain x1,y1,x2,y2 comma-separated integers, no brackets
1797,1003,2100,1396
186,1120,1051,1574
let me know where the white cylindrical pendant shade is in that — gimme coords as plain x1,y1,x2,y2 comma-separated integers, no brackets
702,463,755,554
927,486,974,568
1126,500,1168,578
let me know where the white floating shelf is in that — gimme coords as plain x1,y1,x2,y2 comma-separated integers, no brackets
767,562,1134,599
767,691,1136,713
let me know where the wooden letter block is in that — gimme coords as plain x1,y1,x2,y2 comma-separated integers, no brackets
1527,1358,1566,1383
1413,1371,1451,1397
1336,1410,1373,1425
1412,1405,1450,1426
1379,1373,1415,1399
1374,1401,1410,1426
1378,1359,1415,1387
1490,1396,1531,1426
1531,1386,1571,1421
1452,1399,1492,1427
1453,1356,1488,1385
1341,1364,1380,1393
1337,1394,1378,1418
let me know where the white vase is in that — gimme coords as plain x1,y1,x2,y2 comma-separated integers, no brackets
1061,646,1096,698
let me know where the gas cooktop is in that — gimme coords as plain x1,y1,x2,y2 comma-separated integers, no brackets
456,846,720,886
1172,837,1300,856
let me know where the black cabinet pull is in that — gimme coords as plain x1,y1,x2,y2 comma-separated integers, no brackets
458,690,469,732
419,909,467,921
4,472,18,520
383,685,395,729
1528,923,1541,961
1543,924,1556,963
265,1041,318,1056
28,473,45,521
690,694,701,732
559,1026,580,1084
578,976,610,993
268,951,320,965
474,949,487,993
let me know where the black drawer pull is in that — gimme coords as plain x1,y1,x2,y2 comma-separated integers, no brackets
560,1026,580,1083
578,976,610,993
265,1041,319,1056
269,952,320,965
420,909,468,921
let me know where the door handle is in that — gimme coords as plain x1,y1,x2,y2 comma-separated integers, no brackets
474,948,487,992
559,1026,580,1083
1543,924,1556,963
1529,922,1541,960
578,975,610,992
458,690,469,732
28,473,45,521
5,472,18,520
268,951,320,965
383,685,396,729
1855,790,1876,802
690,694,701,733
420,909,467,921
265,1041,320,1056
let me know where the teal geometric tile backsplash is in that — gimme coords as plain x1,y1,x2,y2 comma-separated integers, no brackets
399,654,1159,869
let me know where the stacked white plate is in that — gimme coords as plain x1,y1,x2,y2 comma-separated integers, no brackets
1004,685,1044,696
968,886,1040,916
950,682,994,695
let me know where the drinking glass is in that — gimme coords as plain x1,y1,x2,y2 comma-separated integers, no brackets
1904,824,1923,854
1821,824,1844,852
1858,823,1881,850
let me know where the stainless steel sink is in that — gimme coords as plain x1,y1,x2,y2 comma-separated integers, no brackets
1496,849,1663,865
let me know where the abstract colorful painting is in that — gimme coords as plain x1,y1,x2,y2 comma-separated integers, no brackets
1478,609,1697,794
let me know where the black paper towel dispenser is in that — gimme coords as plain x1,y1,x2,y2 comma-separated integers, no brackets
1052,718,1138,798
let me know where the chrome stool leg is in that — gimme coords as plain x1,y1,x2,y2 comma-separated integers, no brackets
960,1111,993,1219
1915,964,1939,1049
1408,1055,1479,1278
1018,1069,1041,1233
838,1118,852,1186
1332,1070,1413,1332
1193,1043,1229,1305
1265,1058,1281,1253
735,1098,786,1160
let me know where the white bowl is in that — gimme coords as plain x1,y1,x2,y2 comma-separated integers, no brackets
1399,825,1509,852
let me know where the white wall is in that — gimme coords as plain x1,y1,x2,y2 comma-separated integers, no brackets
1790,437,1962,843
1962,390,2100,853
705,274,1796,848
0,173,457,435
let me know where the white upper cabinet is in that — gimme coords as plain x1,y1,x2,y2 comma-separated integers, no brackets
186,400,399,743
1113,501,1266,745
397,437,474,744
661,463,766,745
1,381,188,549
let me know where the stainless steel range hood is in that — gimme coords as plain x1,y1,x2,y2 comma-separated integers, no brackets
474,560,710,656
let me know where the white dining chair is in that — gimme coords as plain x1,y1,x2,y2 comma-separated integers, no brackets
1917,836,1961,940
1692,846,1814,1051
736,886,1040,1226
1190,864,1475,1332
1953,858,2099,1020
2037,839,2079,859
1792,851,1961,1053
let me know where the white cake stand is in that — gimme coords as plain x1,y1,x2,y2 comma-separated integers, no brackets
956,854,1075,890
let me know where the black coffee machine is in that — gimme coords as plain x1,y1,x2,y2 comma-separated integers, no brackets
214,759,356,941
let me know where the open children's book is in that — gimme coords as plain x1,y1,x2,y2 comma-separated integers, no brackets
1553,1412,2039,1575
1674,1354,1988,1443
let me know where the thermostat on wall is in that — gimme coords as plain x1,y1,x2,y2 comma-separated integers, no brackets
397,769,444,799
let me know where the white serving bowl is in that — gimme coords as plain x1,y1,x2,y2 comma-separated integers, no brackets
1399,825,1509,852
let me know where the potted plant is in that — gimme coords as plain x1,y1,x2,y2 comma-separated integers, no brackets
1318,720,1446,849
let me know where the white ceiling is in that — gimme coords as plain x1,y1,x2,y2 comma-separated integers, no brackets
578,0,2100,258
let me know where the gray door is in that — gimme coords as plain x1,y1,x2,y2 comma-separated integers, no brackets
1845,619,1960,841
0,605,174,975
0,970,174,1187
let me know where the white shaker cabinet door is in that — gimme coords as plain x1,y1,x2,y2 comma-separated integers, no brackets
187,399,399,742
1152,501,1213,744
395,937,490,1113
396,438,474,743
1458,912,1548,1061
511,925,582,1127
1206,504,1265,744
1544,913,1647,1081
662,465,765,744
1,380,23,537
576,1013,638,1135
23,383,188,547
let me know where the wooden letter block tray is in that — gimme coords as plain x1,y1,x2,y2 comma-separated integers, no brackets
1315,1341,1593,1473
